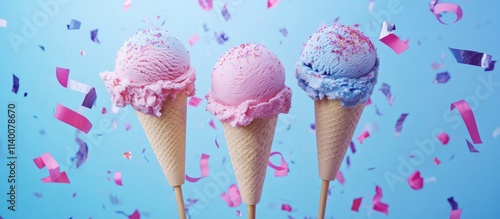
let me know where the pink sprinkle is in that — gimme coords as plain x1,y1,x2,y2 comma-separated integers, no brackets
209,119,216,130
114,172,123,186
437,132,450,145
373,186,389,215
281,204,292,212
188,96,202,107
351,197,362,212
188,34,200,46
336,171,345,185
408,171,424,190
357,130,370,144
124,0,132,11
434,157,441,165
267,0,280,8
198,0,213,11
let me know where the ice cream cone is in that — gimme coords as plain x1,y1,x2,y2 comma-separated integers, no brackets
222,116,278,206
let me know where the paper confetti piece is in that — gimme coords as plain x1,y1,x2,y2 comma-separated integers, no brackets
466,139,479,153
434,72,450,84
124,123,131,131
267,0,280,9
67,19,81,30
188,96,202,107
279,28,288,37
450,209,462,219
373,186,389,215
448,197,459,210
0,18,6,27
395,113,409,137
450,100,482,144
56,67,97,109
431,62,444,70
357,130,370,144
221,184,242,207
123,151,132,159
34,192,43,198
39,45,45,51
123,0,132,11
91,29,100,43
236,210,242,216
349,141,356,153
368,0,375,12
408,171,424,190
434,157,441,165
366,98,372,106
74,136,89,168
346,155,350,168
492,127,500,138
281,204,292,212
12,74,19,94
268,151,289,177
336,171,345,185
80,50,85,56
437,132,450,145
129,210,140,219
378,83,394,105
375,105,382,116
221,4,231,21
198,0,213,11
189,34,200,46
186,153,210,182
351,197,362,212
379,21,409,55
55,104,92,133
433,3,463,25
449,47,495,70
114,172,123,186
209,119,216,130
33,152,70,183
215,32,229,44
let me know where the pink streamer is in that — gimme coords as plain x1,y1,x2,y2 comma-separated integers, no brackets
55,104,92,133
408,171,424,190
198,0,213,11
379,21,409,55
114,172,123,186
450,209,462,219
188,96,202,107
33,152,70,184
336,171,345,185
188,34,200,46
267,0,280,8
186,153,210,182
437,132,450,145
221,184,242,207
451,100,482,144
433,3,463,25
56,67,96,109
373,186,389,215
357,130,370,144
268,151,288,177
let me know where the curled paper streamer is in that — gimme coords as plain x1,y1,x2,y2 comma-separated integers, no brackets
379,21,409,55
433,3,463,25
395,113,409,137
33,152,70,183
55,104,92,133
408,171,424,190
450,100,482,144
221,184,242,207
450,209,462,219
373,186,389,215
351,197,362,212
186,153,210,182
114,172,123,186
198,0,213,11
56,67,97,109
268,151,288,177
449,47,495,70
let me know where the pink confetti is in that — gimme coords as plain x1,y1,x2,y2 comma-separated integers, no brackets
437,132,450,145
268,151,289,177
281,204,292,212
466,139,479,153
450,209,462,219
366,98,372,106
33,152,70,184
221,184,242,207
368,0,375,12
434,157,441,165
433,3,463,25
101,107,107,114
188,96,202,107
186,153,210,182
123,151,132,159
267,0,280,8
408,171,424,190
336,171,345,185
129,210,140,219
123,0,132,11
209,119,216,130
451,100,482,144
236,210,242,216
55,104,92,134
372,186,389,215
198,0,213,11
188,34,200,46
80,50,85,56
0,18,6,27
379,21,409,55
114,172,123,186
351,197,362,212
357,130,370,144
431,62,444,70
124,123,132,131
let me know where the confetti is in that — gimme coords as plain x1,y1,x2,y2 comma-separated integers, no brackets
129,210,140,219
12,74,19,94
394,113,409,137
351,197,362,212
357,130,370,144
268,151,289,177
189,34,200,46
434,157,441,165
349,141,356,153
114,172,123,186
368,0,375,12
124,123,131,131
466,139,479,153
279,28,288,37
281,204,292,212
434,72,450,84
186,153,210,182
39,45,45,51
80,50,85,56
215,32,229,44
378,83,394,105
221,184,242,207
56,67,97,109
101,107,107,114
492,127,500,138
375,105,382,116
55,103,92,133
448,197,459,210
336,171,345,185
366,98,372,106
221,4,231,21
372,186,389,215
214,136,220,148
198,0,213,11
123,0,132,11
379,21,409,55
449,47,495,70
0,18,6,27
451,100,482,144
109,194,122,205
236,210,242,216
437,132,449,145
429,0,438,12
33,152,70,183
123,151,132,159
450,209,462,219
346,156,350,168
188,96,202,107
91,29,100,43
67,19,81,30
433,3,463,25
34,192,43,198
267,0,280,9
408,171,424,190
431,62,444,70
209,119,216,129
74,136,89,168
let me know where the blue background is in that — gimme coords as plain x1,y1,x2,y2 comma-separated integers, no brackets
1,0,500,218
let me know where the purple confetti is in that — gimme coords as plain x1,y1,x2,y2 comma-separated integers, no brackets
39,45,45,51
466,139,479,153
215,136,220,148
310,123,316,130
346,155,350,167
395,113,409,137
91,29,100,43
215,32,229,44
449,47,495,70
448,197,458,210
349,141,356,153
434,72,450,84
24,92,28,97
83,87,97,108
109,194,122,205
12,74,19,93
378,83,394,105
221,4,231,21
375,104,382,116
67,19,81,30
279,28,288,36
74,136,89,168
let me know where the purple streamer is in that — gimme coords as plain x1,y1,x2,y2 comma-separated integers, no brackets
12,74,19,93
395,113,409,137
74,136,89,168
378,83,394,105
449,47,495,70
434,72,450,84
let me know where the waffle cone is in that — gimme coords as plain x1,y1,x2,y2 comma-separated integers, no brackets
222,117,278,205
315,99,365,181
136,93,187,186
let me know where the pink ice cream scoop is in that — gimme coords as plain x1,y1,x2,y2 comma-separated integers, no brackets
101,29,196,116
206,43,292,127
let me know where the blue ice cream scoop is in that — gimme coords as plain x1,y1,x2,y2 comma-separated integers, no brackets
295,24,379,107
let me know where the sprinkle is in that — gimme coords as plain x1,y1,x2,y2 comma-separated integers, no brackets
198,0,213,11
101,107,107,114
449,47,495,70
267,0,280,9
466,139,479,153
189,34,200,46
379,21,409,55
357,130,370,144
123,0,132,11
221,184,242,207
336,171,345,185
351,197,362,212
186,153,210,182
91,29,100,43
33,152,70,183
188,96,202,107
433,3,463,25
310,123,316,131
408,171,424,190
434,72,450,84
12,74,19,94
492,127,500,138
434,157,441,165
24,92,28,97
281,204,292,212
394,113,409,137
0,18,6,27
437,132,449,145
114,172,123,186
372,186,389,215
378,83,394,105
209,119,216,130
55,103,92,133
67,19,81,30
451,100,482,144
123,151,132,159
268,151,289,177
74,136,89,168
346,156,350,167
